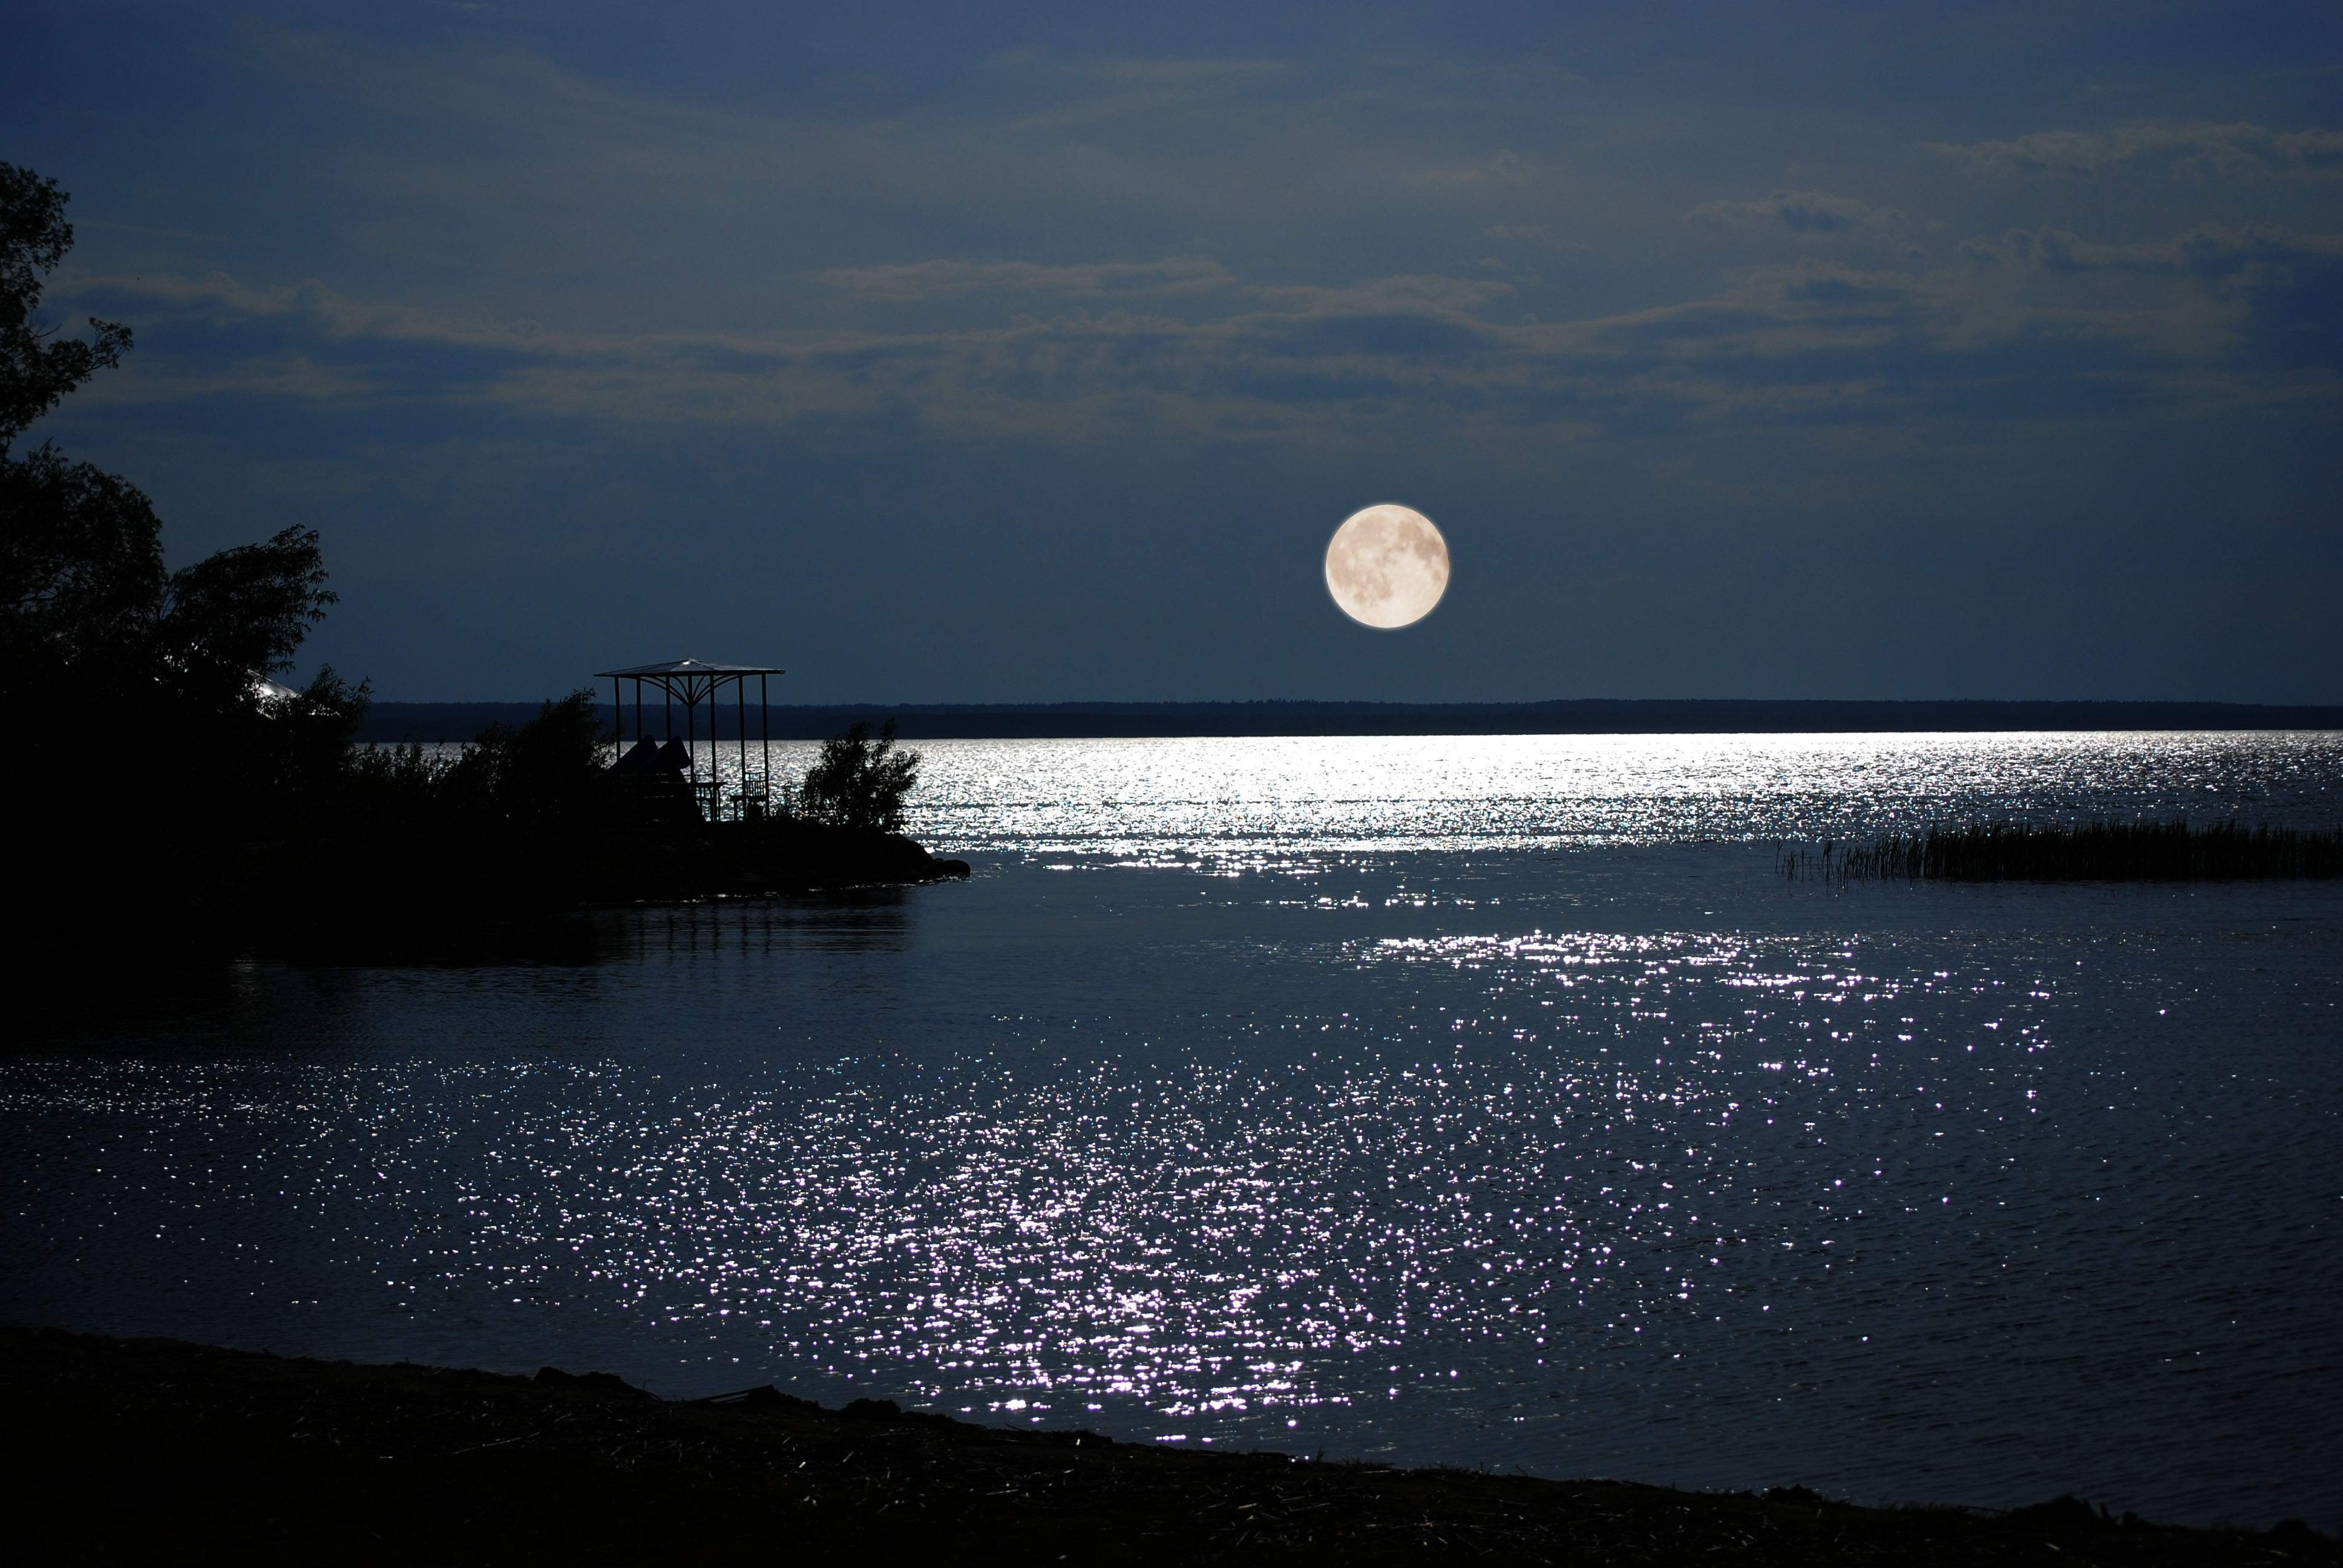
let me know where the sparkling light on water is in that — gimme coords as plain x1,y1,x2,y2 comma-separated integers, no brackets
3,733,2338,1522
651,728,2342,855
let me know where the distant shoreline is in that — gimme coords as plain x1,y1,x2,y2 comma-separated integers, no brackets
358,697,2343,743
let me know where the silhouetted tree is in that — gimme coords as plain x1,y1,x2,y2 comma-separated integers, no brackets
157,525,336,711
0,443,165,699
1,163,130,451
341,737,450,833
1,165,156,709
442,691,611,827
798,719,921,832
0,162,353,829
249,667,374,822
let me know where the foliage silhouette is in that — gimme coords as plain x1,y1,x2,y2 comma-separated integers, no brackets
447,691,612,826
346,691,611,829
4,163,957,949
1,162,350,835
797,719,922,832
159,526,337,713
0,443,165,697
0,163,130,449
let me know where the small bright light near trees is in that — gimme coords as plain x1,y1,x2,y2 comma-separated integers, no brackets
1324,503,1450,629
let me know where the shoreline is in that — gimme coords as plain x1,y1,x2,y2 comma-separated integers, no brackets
16,822,975,968
3,1325,2328,1563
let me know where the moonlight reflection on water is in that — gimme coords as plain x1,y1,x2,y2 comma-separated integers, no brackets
2,732,2338,1526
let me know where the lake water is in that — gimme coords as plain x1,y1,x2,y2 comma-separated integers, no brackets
4,732,2338,1526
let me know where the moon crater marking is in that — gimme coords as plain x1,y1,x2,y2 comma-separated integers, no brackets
1324,504,1450,629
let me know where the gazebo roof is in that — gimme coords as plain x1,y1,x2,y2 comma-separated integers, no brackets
594,658,785,678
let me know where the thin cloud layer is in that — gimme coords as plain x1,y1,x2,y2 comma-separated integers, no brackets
1933,121,2343,178
1687,190,1920,252
65,221,2338,442
806,257,1237,302
7,2,2339,701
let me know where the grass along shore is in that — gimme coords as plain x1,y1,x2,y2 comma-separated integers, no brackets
1779,819,2343,883
2,1327,2329,1564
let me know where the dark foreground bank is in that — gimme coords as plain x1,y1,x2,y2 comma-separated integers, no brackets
21,820,969,967
2,1328,2327,1565
217,820,971,923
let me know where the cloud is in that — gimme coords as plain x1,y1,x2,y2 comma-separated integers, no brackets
992,53,1293,131
1478,224,1589,257
1955,224,2343,374
1931,122,2343,178
1687,189,1918,245
1959,223,2343,279
59,218,2341,456
806,257,1237,304
1246,273,1516,315
73,272,488,338
1418,149,1535,187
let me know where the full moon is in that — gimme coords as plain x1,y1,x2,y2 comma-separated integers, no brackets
1323,503,1450,629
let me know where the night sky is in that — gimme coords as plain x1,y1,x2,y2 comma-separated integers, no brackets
8,2,2340,702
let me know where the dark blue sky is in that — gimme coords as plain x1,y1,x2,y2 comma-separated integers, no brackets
8,1,2341,701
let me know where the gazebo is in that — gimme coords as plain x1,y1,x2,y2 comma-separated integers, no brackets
596,658,786,821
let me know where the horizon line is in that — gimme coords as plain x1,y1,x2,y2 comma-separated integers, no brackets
368,695,2343,708
353,695,2343,743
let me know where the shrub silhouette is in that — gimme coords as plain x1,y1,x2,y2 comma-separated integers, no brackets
351,690,609,829
797,719,921,832
450,691,610,826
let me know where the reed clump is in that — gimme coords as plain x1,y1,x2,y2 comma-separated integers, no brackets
1780,820,2343,883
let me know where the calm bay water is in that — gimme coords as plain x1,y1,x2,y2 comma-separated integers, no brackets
4,732,2338,1524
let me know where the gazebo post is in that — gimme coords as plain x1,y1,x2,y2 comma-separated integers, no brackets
592,661,787,826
